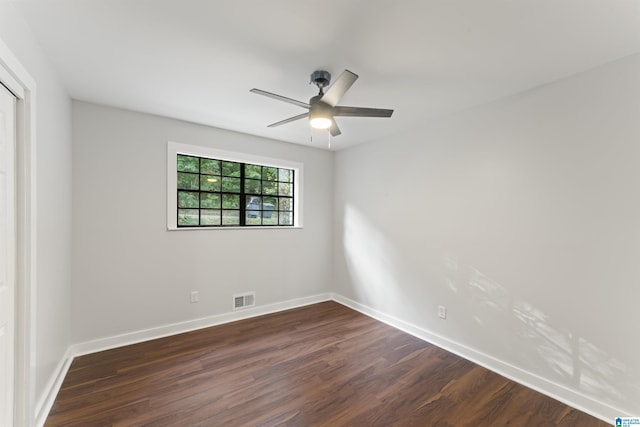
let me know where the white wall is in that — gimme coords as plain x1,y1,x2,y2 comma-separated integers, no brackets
0,0,73,419
333,53,640,418
71,102,333,343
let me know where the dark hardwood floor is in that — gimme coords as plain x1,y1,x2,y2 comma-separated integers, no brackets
46,301,609,426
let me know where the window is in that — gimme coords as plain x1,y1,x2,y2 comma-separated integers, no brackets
167,142,302,229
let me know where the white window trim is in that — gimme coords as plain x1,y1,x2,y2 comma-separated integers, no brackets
167,141,303,230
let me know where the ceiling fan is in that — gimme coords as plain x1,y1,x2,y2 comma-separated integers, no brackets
250,69,394,137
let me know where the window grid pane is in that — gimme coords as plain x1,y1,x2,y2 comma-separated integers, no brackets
177,156,294,227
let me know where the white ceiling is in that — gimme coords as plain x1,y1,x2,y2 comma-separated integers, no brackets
13,0,640,150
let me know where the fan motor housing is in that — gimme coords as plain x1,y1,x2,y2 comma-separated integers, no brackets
309,94,323,105
310,99,333,115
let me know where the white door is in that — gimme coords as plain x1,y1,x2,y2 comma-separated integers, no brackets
0,83,16,427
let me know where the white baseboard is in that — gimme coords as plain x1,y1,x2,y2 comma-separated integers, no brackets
330,293,621,425
71,293,332,357
34,346,74,427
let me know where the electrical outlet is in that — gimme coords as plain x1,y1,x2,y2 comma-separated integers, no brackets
438,305,447,319
190,291,199,303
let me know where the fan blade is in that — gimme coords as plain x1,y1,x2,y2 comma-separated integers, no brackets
334,106,394,117
330,120,342,137
321,70,358,107
250,88,310,109
267,112,309,128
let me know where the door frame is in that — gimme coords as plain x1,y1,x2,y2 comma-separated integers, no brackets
0,38,37,427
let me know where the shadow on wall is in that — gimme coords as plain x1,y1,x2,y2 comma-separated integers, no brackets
343,204,636,414
452,261,630,409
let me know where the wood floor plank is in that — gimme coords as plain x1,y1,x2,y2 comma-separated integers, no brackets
45,301,610,426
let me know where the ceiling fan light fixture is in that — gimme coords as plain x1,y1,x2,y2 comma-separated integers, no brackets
309,101,333,129
251,69,394,137
309,116,332,129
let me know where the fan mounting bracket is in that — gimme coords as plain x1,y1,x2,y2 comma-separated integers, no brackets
310,70,331,93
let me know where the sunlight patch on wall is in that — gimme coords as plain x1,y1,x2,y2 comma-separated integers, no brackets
342,205,403,313
441,253,460,293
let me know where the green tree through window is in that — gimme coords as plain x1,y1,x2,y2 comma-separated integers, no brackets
177,154,295,227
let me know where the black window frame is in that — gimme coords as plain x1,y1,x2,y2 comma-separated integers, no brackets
176,154,295,228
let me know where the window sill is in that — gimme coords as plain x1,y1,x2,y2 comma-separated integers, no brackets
168,225,303,231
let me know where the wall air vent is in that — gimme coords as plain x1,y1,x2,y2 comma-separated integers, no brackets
233,292,255,310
